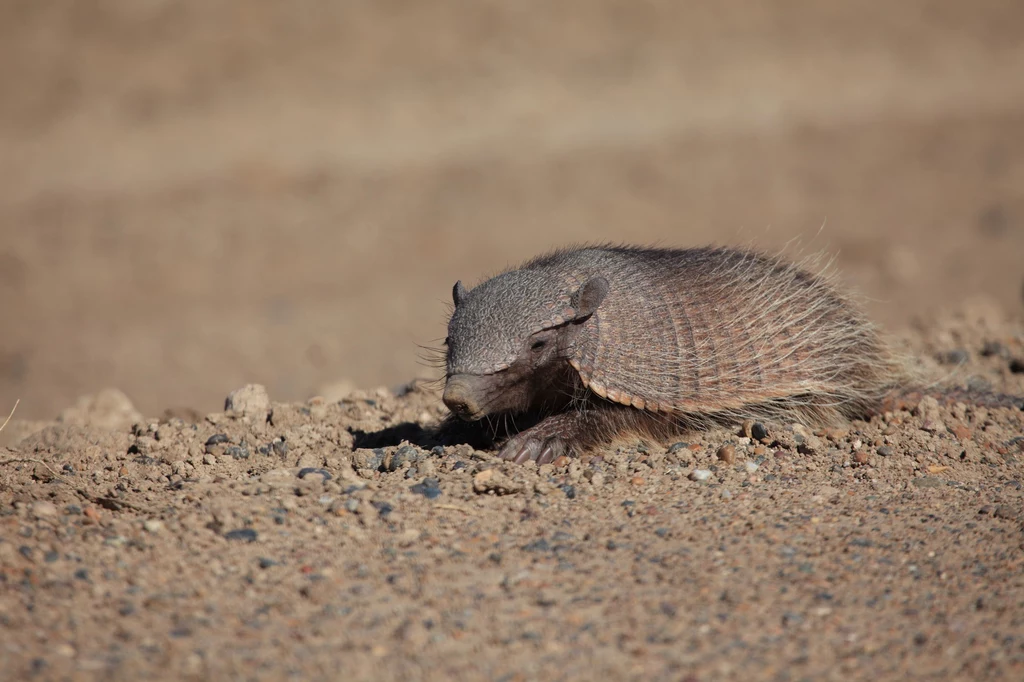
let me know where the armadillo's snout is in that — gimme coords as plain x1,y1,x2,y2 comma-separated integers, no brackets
443,375,485,421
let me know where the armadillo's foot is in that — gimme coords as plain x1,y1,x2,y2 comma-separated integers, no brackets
498,432,569,465
497,411,590,465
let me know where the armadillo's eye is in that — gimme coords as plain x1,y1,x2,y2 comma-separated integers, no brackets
531,339,547,352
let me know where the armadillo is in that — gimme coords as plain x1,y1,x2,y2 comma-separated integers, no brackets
439,245,934,464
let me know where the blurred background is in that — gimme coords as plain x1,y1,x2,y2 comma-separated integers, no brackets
1,0,1023,420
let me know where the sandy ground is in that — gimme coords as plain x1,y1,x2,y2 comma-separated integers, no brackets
1,1,1024,680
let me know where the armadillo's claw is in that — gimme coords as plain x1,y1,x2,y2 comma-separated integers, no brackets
499,433,568,465
505,438,539,464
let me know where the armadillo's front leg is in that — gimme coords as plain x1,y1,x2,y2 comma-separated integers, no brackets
498,410,603,465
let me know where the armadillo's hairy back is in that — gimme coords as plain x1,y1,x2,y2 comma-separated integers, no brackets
555,246,909,424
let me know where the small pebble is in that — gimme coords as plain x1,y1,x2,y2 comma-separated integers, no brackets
980,340,1005,357
31,501,58,519
561,484,577,499
853,452,870,465
751,422,769,441
950,424,973,441
877,446,894,457
224,384,271,419
383,445,422,473
297,467,333,482
409,478,442,499
371,501,394,518
472,469,522,495
143,519,164,534
630,476,645,486
689,469,712,482
744,461,759,474
717,445,735,464
224,528,259,543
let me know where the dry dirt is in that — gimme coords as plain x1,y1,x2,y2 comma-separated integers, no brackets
2,1,1024,681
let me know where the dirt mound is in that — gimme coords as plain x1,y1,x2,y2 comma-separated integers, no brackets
1,301,1022,680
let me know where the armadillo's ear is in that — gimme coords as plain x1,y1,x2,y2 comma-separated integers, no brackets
452,280,468,307
572,276,609,319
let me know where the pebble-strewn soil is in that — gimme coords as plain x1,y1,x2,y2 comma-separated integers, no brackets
1,301,1022,681
3,2,1024,680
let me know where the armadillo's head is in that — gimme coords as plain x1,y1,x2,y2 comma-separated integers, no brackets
442,268,608,420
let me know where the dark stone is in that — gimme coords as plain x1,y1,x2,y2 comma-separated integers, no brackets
383,445,423,473
560,484,576,499
297,467,332,481
225,445,249,460
224,528,258,542
522,538,551,552
205,433,230,446
751,422,769,441
410,478,442,499
877,446,894,457
980,340,1006,357
371,501,393,518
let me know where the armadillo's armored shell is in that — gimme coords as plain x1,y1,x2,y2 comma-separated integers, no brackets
565,247,890,417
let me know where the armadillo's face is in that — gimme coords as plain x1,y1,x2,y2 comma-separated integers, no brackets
441,269,608,421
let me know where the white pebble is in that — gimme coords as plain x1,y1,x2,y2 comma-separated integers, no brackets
689,469,712,482
744,461,760,474
143,519,164,533
31,501,58,519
